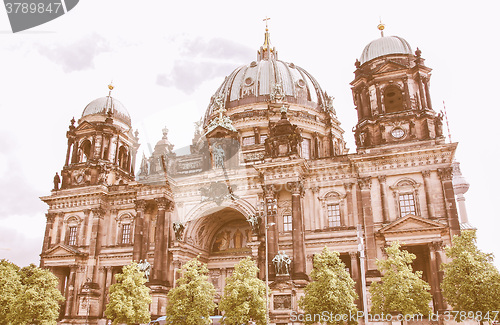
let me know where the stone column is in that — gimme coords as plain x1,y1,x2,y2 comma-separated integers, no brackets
377,175,389,224
89,134,96,160
423,77,432,110
349,252,361,309
114,135,120,164
65,138,74,166
89,207,104,282
429,242,445,312
422,170,435,219
162,202,173,284
344,182,355,227
263,185,278,279
42,213,55,255
71,140,79,163
438,167,460,237
133,200,146,262
153,198,169,284
417,73,427,109
357,177,377,270
289,181,307,279
375,84,382,115
64,265,77,317
403,76,411,109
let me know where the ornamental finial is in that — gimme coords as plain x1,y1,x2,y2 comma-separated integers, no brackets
377,19,385,37
108,82,114,96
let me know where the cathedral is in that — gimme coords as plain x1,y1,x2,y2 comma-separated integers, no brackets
39,23,470,324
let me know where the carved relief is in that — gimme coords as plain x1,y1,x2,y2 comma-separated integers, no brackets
437,167,453,181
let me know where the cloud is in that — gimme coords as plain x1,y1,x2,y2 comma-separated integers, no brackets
157,60,237,94
156,37,253,94
0,133,45,217
37,33,111,73
181,37,254,61
0,224,43,267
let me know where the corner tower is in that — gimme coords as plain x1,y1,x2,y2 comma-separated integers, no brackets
60,85,139,189
351,24,445,152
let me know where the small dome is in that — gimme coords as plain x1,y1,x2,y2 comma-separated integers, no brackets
82,96,131,126
360,36,413,64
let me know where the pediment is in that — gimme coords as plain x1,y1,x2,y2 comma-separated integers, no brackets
373,61,407,74
204,125,237,138
378,214,445,235
44,243,85,257
75,121,95,131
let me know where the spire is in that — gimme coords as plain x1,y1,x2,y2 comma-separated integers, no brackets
105,82,114,115
377,19,385,37
258,16,277,60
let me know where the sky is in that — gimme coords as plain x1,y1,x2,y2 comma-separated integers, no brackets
0,0,498,268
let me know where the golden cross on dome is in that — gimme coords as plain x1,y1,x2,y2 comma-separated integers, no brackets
263,16,270,31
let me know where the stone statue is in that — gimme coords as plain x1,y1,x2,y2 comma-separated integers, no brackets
273,251,291,275
247,214,261,235
435,112,444,137
53,172,61,190
137,259,151,282
173,221,185,241
213,144,225,168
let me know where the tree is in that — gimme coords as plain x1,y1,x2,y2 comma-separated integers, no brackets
218,257,267,325
299,247,358,325
441,230,500,319
369,242,432,322
0,259,21,325
165,257,216,325
105,262,152,325
16,263,65,325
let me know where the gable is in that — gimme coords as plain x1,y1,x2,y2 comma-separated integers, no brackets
373,61,407,74
75,121,95,131
44,243,85,257
378,214,446,235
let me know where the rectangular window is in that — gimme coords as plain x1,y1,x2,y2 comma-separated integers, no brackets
283,215,292,232
327,203,341,228
260,134,268,143
302,138,311,159
122,224,131,244
68,226,77,246
399,193,416,217
242,136,255,146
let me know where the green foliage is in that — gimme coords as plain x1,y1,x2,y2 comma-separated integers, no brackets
0,261,65,325
165,257,216,325
219,257,267,325
441,230,500,315
299,247,358,325
16,264,65,325
105,262,152,325
0,259,21,325
369,242,432,317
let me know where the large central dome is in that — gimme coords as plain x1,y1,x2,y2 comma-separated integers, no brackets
203,29,331,128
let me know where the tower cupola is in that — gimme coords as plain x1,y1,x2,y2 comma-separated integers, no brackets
351,26,444,152
59,85,140,189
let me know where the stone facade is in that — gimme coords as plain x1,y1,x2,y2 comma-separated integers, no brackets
40,28,466,324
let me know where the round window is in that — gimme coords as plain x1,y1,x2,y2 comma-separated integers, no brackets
391,128,405,139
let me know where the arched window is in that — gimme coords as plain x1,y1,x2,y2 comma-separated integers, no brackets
118,146,128,170
384,86,404,113
390,179,421,219
116,213,134,245
80,140,92,162
319,191,347,229
64,216,82,246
